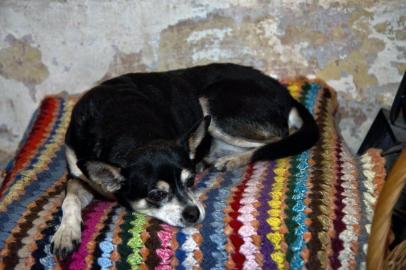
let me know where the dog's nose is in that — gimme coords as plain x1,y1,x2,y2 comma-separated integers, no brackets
182,205,200,224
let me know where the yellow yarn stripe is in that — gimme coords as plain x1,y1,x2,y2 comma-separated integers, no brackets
266,158,290,269
288,84,302,100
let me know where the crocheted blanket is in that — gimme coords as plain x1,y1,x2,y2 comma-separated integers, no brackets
0,78,385,270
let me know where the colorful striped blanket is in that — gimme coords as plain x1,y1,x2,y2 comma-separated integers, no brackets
0,78,385,269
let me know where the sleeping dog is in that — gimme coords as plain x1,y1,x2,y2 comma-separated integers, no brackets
51,63,319,257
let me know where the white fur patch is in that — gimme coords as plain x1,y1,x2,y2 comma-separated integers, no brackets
138,197,185,227
65,145,82,178
198,97,210,117
288,107,303,129
130,199,149,211
156,180,170,192
180,169,193,184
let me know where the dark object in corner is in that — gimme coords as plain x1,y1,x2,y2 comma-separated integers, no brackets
358,72,406,249
358,72,406,164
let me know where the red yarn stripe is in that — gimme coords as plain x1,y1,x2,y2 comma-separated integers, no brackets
228,164,254,269
329,142,346,268
0,97,59,197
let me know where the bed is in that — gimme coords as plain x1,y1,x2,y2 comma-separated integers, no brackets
1,77,400,270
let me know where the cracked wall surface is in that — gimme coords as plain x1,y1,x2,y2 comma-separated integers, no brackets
0,0,405,158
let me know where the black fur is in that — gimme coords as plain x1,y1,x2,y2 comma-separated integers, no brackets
66,63,319,208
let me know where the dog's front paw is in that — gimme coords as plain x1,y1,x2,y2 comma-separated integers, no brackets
50,222,81,259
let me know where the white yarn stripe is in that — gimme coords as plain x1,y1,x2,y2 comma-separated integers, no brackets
338,147,361,270
237,162,268,270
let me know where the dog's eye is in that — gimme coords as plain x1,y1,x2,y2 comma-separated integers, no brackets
147,189,168,203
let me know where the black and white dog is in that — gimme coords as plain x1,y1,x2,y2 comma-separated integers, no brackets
51,63,319,257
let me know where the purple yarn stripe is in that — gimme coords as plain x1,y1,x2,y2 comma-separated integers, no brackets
257,161,277,270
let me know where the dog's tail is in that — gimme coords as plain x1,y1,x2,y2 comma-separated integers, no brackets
251,101,319,162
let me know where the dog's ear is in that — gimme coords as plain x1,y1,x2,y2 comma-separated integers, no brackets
178,115,211,159
77,160,124,192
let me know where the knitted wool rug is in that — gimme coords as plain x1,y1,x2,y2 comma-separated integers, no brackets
0,78,385,270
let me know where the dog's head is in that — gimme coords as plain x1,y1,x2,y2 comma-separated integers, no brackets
80,116,211,227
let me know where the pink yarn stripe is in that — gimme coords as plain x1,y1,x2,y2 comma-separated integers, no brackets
156,223,174,270
67,200,112,270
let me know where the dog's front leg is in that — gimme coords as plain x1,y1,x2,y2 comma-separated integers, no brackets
51,178,93,258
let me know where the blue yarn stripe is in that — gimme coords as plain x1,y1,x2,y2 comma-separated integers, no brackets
200,168,244,269
0,147,66,250
97,206,121,270
289,83,319,269
0,98,66,250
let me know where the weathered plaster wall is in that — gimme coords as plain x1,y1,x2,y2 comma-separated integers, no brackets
0,0,405,159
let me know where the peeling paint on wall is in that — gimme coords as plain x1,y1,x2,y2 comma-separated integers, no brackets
0,0,405,158
0,35,49,100
98,48,148,83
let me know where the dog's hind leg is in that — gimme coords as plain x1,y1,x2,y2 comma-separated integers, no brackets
199,97,279,170
51,178,93,258
213,149,256,171
208,123,274,171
